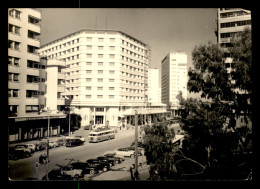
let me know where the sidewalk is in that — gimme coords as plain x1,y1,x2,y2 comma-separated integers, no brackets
84,155,150,181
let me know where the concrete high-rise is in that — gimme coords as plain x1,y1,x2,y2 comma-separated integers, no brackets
161,52,187,116
38,29,167,127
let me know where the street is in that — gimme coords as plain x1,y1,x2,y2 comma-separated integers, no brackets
8,128,136,180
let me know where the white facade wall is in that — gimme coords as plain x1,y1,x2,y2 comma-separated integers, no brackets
8,8,42,116
161,52,188,109
148,69,161,103
38,29,154,126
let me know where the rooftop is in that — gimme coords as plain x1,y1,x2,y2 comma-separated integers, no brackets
40,28,148,49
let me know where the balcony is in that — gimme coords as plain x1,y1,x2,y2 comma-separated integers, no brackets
57,85,65,92
26,83,39,91
26,68,40,76
58,73,65,80
25,97,39,105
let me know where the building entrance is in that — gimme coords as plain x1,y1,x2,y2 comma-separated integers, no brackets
95,116,104,126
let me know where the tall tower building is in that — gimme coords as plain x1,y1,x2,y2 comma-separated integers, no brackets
38,29,153,127
8,8,43,117
216,8,251,72
161,52,187,116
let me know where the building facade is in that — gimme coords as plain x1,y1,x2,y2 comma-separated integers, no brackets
38,29,167,127
8,9,67,142
148,68,161,103
216,8,251,71
161,52,188,116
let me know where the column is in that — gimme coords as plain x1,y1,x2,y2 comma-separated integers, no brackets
104,107,106,126
57,126,60,135
50,126,53,137
93,107,96,125
40,127,43,138
18,128,22,141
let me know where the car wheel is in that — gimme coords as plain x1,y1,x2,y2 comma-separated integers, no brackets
89,170,95,175
74,174,80,180
115,160,119,164
103,166,108,172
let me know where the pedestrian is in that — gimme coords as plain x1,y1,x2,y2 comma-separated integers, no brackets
130,166,135,181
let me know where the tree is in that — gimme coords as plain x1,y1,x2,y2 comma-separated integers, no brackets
178,28,253,179
143,121,176,180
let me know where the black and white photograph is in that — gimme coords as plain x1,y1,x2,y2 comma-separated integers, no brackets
7,8,253,182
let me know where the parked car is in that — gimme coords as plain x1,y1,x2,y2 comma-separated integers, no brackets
26,144,36,152
69,162,99,175
84,125,91,130
56,138,67,146
12,144,32,159
103,153,123,164
74,136,85,142
102,151,125,161
49,141,58,148
60,165,83,179
42,168,72,180
66,139,84,147
86,159,110,172
97,156,116,167
36,141,48,151
115,147,142,158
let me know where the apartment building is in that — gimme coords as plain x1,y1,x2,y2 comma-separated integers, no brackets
216,8,251,72
161,52,187,116
38,29,167,127
8,9,66,142
216,8,252,129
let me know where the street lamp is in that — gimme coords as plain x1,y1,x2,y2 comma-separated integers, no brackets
65,106,71,136
134,110,139,180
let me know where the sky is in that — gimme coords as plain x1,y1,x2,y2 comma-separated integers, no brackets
38,8,218,98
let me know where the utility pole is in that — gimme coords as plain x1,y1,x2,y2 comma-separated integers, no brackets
134,110,139,180
69,112,71,136
46,113,50,180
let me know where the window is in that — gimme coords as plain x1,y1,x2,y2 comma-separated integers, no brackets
28,30,40,39
97,95,103,99
98,46,104,50
87,45,92,50
98,62,103,66
109,70,115,74
87,54,92,58
109,62,115,66
86,86,91,90
8,73,19,82
8,89,19,97
96,108,104,112
98,78,103,82
86,70,92,74
9,24,20,35
98,54,103,58
9,56,20,66
8,105,18,115
86,62,92,66
25,105,39,113
87,37,92,42
97,87,103,90
221,22,236,28
98,38,104,42
109,79,115,82
8,40,20,50
109,87,114,91
86,78,92,82
27,45,38,53
98,70,103,74
109,54,115,59
86,95,91,99
28,15,40,25
9,9,20,19
110,38,115,42
109,46,115,51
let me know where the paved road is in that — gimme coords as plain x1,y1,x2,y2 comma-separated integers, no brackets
8,128,135,180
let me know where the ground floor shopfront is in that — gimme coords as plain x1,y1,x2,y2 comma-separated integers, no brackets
8,114,67,143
